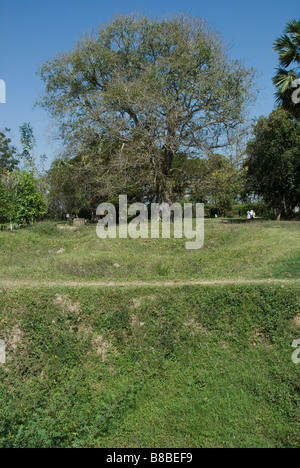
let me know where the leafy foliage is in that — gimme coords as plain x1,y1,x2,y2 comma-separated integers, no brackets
19,123,36,174
0,181,12,224
189,153,244,215
245,109,300,217
0,129,19,172
12,172,48,225
19,123,46,176
273,19,300,118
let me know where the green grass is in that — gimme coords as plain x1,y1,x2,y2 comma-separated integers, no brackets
0,285,299,448
0,220,299,282
0,220,299,448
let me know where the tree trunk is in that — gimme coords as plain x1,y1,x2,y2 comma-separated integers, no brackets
156,146,175,203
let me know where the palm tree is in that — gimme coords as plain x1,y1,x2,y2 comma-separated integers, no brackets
273,19,300,118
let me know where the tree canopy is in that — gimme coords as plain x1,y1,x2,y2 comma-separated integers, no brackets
38,14,255,204
245,108,300,218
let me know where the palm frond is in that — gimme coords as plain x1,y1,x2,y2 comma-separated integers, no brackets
273,19,300,118
285,19,300,36
273,34,300,67
285,19,300,50
273,68,297,92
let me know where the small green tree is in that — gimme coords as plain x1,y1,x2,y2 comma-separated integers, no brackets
0,128,19,172
19,123,37,174
13,172,47,225
19,123,47,176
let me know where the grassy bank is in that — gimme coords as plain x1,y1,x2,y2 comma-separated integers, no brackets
0,220,299,283
0,284,299,448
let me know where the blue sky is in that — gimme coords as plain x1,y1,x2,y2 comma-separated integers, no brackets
0,0,298,167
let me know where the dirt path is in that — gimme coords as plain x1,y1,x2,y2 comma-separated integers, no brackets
0,278,299,289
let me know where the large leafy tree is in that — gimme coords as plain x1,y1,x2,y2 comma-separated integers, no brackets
39,14,255,204
273,19,300,118
245,109,300,219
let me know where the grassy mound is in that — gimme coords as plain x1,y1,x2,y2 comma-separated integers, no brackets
0,284,299,448
0,220,299,282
